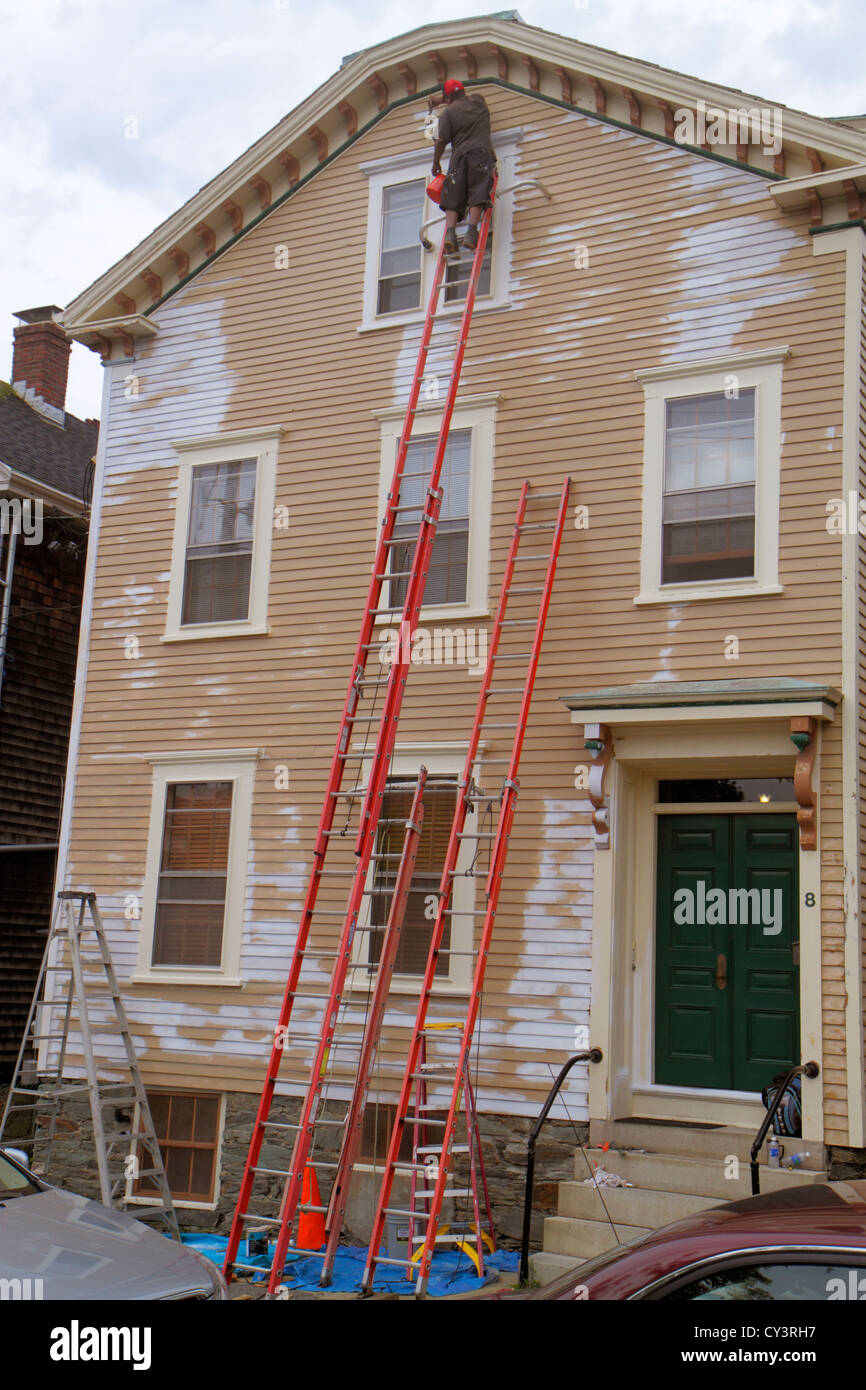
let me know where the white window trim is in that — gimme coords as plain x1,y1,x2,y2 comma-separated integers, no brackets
634,348,789,605
162,426,283,642
347,744,478,996
358,131,522,334
131,750,258,986
373,392,498,623
125,1091,225,1212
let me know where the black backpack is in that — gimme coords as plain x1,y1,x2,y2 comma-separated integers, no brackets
761,1073,802,1137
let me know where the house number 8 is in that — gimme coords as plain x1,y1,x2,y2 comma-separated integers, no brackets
804,892,815,907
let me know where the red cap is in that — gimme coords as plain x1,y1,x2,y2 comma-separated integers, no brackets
443,79,464,96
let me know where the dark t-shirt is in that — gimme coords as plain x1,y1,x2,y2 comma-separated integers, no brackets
437,94,494,158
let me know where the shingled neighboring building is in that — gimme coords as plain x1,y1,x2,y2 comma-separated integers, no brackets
0,307,97,1076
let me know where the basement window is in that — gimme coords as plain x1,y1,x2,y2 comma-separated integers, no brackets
133,1091,222,1206
360,1101,446,1164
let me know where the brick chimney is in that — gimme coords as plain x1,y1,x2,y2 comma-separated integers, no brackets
11,306,71,412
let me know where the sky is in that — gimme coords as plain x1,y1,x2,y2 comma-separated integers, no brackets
2,0,863,420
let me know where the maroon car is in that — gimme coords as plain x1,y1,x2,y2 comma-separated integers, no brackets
515,1181,866,1300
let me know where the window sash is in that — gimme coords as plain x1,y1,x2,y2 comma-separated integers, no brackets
387,430,471,608
182,459,256,624
368,779,456,976
378,180,425,315
444,228,493,303
151,782,232,969
661,391,756,584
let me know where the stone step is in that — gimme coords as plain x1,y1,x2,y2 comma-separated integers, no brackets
559,1180,712,1227
529,1251,576,1286
542,1213,652,1260
577,1147,827,1200
589,1118,824,1169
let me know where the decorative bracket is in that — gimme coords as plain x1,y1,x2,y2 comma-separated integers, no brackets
584,722,613,850
195,222,216,257
223,199,244,234
140,267,163,301
338,99,358,135
249,175,271,210
554,66,573,105
790,715,817,850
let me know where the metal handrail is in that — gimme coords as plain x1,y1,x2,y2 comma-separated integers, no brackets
750,1060,819,1194
518,1047,603,1285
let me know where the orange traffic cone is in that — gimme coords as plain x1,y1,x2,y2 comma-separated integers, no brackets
297,1165,326,1251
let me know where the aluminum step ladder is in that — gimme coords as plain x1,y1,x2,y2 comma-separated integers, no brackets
361,477,571,1296
223,180,498,1292
0,890,179,1238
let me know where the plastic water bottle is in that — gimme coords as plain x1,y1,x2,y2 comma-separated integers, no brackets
768,1136,781,1168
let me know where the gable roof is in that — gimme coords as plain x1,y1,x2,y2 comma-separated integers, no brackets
0,386,97,512
63,11,866,355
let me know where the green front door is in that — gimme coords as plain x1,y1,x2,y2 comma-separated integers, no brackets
655,814,799,1092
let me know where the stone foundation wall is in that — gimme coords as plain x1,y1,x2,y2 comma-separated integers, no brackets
1,1084,584,1252
827,1145,866,1179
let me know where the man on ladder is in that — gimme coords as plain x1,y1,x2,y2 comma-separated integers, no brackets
429,79,497,257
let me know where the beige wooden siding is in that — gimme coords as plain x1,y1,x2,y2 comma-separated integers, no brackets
62,85,849,1127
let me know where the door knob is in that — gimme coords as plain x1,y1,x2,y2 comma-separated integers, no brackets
716,953,727,990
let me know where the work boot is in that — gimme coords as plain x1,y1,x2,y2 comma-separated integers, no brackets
462,225,479,253
443,229,460,256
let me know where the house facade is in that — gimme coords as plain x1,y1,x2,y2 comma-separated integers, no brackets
0,309,96,1079
56,14,866,1241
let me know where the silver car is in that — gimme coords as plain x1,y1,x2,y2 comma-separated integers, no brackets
0,1148,226,1300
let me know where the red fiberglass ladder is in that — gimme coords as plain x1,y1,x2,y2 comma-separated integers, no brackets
223,180,497,1293
361,476,571,1297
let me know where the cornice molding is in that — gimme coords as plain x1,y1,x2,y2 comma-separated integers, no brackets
61,15,866,347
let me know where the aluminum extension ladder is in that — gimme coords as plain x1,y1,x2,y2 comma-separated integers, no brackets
223,179,499,1293
0,891,179,1238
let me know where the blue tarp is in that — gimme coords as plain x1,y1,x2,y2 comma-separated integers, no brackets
181,1232,519,1297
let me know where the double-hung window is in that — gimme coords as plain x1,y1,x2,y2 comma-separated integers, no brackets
135,751,258,985
368,775,457,976
375,395,497,622
635,349,787,604
388,429,471,609
151,780,232,969
360,132,521,332
350,748,478,992
661,390,755,584
378,179,426,314
182,459,256,624
164,428,281,641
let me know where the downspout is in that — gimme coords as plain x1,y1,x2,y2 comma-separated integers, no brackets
0,527,18,704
